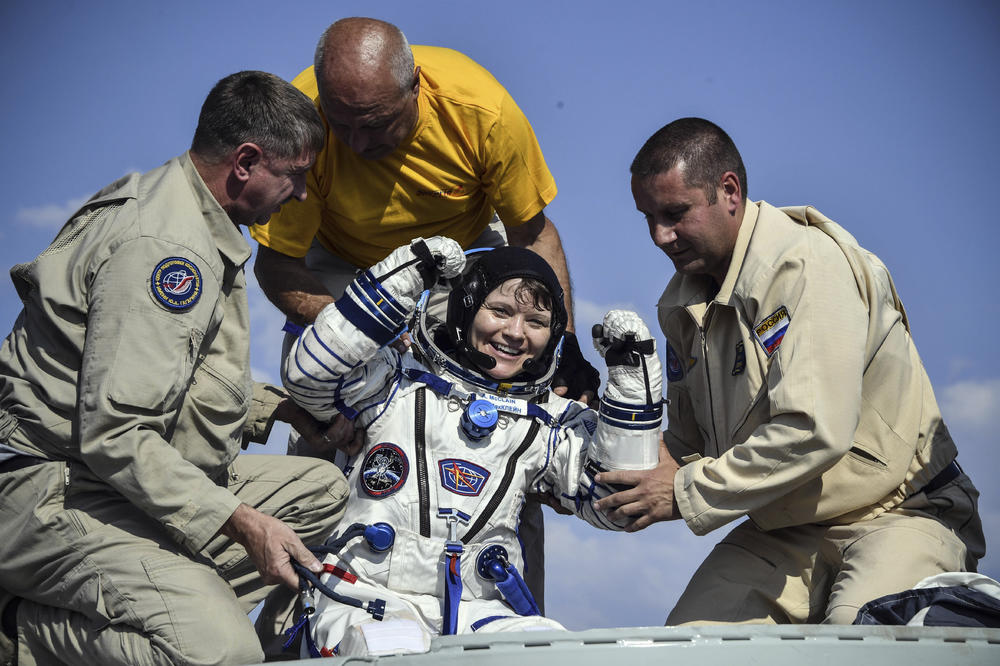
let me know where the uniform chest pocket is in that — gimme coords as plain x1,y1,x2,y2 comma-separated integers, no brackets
108,309,199,410
190,358,250,418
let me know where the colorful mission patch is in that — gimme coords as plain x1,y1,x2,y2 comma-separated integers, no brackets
439,458,490,496
151,257,202,310
754,306,790,356
361,443,409,498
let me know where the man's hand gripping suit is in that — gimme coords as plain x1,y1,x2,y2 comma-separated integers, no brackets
283,237,662,656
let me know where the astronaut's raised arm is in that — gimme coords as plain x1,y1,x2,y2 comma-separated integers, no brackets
282,237,466,422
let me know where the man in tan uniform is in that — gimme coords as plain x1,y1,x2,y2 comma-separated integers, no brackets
0,71,350,664
596,117,985,624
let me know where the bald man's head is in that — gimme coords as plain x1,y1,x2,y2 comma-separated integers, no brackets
314,17,420,159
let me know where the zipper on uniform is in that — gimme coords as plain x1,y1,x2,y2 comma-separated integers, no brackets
415,388,430,537
700,326,722,458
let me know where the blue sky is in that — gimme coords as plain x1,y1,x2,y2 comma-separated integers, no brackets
2,1,998,630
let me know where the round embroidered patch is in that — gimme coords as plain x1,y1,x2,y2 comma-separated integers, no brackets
151,257,202,310
360,443,409,498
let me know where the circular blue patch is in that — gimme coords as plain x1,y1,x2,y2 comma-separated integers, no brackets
361,443,409,498
151,257,202,310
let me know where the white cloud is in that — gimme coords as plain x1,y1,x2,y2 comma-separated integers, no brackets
543,512,715,630
573,297,643,333
15,194,91,229
939,377,1000,431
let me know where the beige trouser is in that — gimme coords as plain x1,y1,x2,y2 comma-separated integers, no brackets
0,454,347,665
667,473,985,625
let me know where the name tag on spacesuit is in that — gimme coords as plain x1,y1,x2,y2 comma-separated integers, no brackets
475,393,529,417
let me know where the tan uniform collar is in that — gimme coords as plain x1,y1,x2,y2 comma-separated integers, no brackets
713,200,760,307
179,151,251,269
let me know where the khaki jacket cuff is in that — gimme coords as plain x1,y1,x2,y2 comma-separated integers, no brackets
242,383,288,448
179,486,243,553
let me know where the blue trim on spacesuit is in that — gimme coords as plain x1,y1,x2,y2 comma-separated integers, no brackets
470,615,511,631
305,327,360,371
599,397,662,419
335,270,410,346
359,269,409,320
335,295,396,346
597,414,662,430
598,395,662,430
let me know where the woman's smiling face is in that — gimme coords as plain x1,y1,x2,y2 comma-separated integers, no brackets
467,278,552,380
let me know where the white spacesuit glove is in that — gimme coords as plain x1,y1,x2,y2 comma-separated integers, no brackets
589,309,663,471
593,310,662,406
330,236,465,348
368,236,467,313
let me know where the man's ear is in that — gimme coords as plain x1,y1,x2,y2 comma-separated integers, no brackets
720,171,741,213
232,143,264,182
410,66,421,97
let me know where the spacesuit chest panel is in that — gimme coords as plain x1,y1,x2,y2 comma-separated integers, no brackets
338,380,544,599
353,380,543,544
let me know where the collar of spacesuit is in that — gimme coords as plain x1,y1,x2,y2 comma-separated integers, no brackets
400,366,555,426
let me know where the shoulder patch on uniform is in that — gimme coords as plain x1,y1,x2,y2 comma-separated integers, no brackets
151,257,202,310
665,341,685,382
439,458,490,496
361,443,409,498
731,340,746,375
754,306,790,357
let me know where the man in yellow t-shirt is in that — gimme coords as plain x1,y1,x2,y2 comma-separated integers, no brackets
252,17,598,408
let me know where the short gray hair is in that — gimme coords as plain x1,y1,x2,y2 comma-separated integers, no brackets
191,70,325,163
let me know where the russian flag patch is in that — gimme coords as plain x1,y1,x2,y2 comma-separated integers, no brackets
753,306,790,357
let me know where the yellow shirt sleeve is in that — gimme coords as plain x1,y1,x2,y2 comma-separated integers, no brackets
481,91,557,227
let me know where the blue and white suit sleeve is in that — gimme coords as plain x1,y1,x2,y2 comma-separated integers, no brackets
592,309,663,471
281,270,412,422
539,404,654,531
282,236,466,422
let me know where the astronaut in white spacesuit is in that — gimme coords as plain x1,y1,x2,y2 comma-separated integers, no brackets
282,236,662,657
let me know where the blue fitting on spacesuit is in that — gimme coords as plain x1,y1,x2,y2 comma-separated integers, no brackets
485,559,507,582
476,544,510,578
461,398,499,439
363,522,396,553
475,544,540,617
